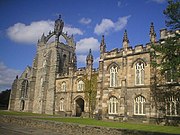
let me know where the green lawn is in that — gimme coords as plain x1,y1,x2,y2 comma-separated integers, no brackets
0,110,180,134
0,110,51,116
38,117,180,134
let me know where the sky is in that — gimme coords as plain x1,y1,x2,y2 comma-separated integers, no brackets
0,0,168,91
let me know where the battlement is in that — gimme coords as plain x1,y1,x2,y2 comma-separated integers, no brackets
104,44,151,59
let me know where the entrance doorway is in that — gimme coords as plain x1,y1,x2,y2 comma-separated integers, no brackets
76,98,84,117
20,100,25,111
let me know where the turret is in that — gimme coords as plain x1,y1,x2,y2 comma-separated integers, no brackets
100,35,106,54
86,49,93,67
149,22,156,43
123,30,129,50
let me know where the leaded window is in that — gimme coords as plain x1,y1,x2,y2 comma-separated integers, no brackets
135,62,145,85
110,66,118,87
60,98,64,111
166,96,180,116
61,82,66,91
77,80,84,91
20,80,28,98
134,95,146,115
108,97,118,114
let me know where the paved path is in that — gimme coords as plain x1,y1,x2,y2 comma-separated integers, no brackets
0,122,66,135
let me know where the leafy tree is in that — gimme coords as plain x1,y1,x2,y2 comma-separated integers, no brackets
164,0,180,29
84,73,98,118
0,89,11,109
150,0,180,125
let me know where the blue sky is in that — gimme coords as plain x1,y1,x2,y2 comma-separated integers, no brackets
0,0,167,90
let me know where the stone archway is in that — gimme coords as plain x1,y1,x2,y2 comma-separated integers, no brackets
76,98,84,117
20,100,25,111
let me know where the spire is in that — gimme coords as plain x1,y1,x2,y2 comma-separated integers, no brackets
123,30,129,43
123,30,129,49
149,22,156,43
100,35,106,54
86,49,93,60
86,49,93,66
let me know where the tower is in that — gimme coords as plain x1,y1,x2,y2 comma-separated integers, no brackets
100,35,106,57
86,49,93,77
123,30,129,50
149,22,156,43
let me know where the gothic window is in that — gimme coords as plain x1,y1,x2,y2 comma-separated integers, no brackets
110,66,118,87
135,62,145,85
166,96,180,116
77,80,84,91
60,98,64,111
40,77,44,87
134,95,146,115
20,80,28,98
108,97,118,114
42,59,47,68
61,82,66,91
165,69,177,83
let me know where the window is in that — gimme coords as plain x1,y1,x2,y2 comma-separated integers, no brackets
166,96,180,116
20,80,28,98
61,82,66,91
42,60,47,67
110,66,118,87
40,77,43,87
165,69,177,83
135,62,144,85
77,80,84,91
108,97,118,114
60,98,64,111
134,95,146,115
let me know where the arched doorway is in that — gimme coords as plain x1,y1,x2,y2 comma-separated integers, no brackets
20,100,25,111
76,98,84,117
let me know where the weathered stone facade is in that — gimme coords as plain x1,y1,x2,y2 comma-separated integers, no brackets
8,17,179,121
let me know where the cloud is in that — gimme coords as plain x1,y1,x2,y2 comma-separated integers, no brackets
77,55,87,63
79,18,92,25
76,37,99,53
94,15,131,35
94,19,114,35
94,57,100,63
7,20,83,44
0,62,21,90
149,0,166,4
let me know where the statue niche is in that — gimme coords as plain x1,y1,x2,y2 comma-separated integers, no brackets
54,15,64,42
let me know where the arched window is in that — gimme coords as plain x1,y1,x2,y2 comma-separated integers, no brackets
61,82,66,91
110,66,118,87
108,97,118,114
20,80,28,98
134,95,146,115
77,80,84,91
60,98,64,111
166,96,180,116
135,62,145,85
40,77,43,87
42,59,47,67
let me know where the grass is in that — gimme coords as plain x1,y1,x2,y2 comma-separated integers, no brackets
38,117,180,134
1,110,180,134
0,110,51,117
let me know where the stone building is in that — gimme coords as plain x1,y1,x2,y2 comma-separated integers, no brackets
8,17,179,121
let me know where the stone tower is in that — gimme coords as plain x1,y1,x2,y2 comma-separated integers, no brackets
149,22,156,43
32,16,76,114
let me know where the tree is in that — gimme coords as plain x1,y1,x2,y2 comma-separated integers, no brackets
0,89,11,110
84,73,98,118
150,0,180,126
164,0,180,29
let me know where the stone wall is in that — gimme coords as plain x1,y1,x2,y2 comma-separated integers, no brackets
0,115,174,135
